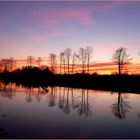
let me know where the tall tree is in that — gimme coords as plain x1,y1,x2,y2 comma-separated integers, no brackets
27,56,34,67
49,53,57,73
78,48,87,74
1,59,9,71
63,53,66,74
59,52,65,74
112,47,131,75
36,57,42,68
72,52,78,74
9,57,16,72
65,48,72,74
86,47,93,74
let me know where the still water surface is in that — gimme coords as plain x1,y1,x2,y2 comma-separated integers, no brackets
0,82,140,138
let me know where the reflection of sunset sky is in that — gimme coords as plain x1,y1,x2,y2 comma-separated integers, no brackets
0,1,140,74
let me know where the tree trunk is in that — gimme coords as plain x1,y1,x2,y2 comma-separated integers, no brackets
60,63,61,74
68,61,69,74
72,64,74,74
64,62,65,74
82,63,85,74
118,63,121,75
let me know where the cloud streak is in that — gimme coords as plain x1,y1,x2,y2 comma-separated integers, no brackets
31,7,95,26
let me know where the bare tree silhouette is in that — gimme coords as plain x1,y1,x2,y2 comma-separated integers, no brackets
9,57,16,72
36,57,42,68
63,54,66,74
112,92,132,119
72,52,78,74
0,57,16,72
59,52,65,74
65,48,72,74
78,48,87,74
48,53,57,73
86,47,93,74
112,47,131,75
27,56,34,67
1,59,9,71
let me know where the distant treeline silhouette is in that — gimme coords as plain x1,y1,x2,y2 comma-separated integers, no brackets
0,66,53,87
0,47,136,75
0,66,140,93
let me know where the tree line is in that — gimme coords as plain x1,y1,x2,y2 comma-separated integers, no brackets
0,47,137,75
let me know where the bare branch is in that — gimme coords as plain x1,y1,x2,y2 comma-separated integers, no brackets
49,53,57,73
65,48,72,74
112,47,132,75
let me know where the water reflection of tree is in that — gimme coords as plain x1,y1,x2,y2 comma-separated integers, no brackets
0,82,15,99
57,87,92,116
58,87,77,115
63,88,71,114
58,87,65,109
85,89,92,117
71,88,80,110
77,89,92,117
25,87,34,103
58,87,71,114
35,86,42,102
49,86,57,107
0,81,93,117
112,92,131,119
25,86,49,103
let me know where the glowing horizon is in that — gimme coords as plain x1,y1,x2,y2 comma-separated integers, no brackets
0,57,140,75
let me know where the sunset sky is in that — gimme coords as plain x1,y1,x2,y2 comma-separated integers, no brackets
0,1,140,74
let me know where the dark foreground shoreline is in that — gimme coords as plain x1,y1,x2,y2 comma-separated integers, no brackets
0,67,140,93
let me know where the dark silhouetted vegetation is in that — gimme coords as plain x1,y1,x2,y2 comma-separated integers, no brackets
0,66,140,93
0,66,53,88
